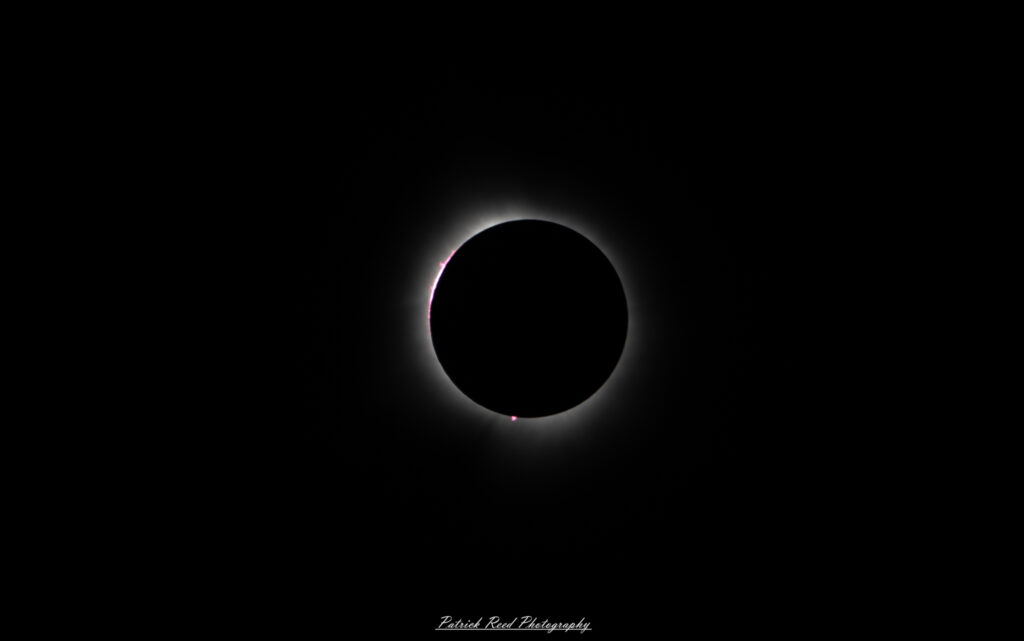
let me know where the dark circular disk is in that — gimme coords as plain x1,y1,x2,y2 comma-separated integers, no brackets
429,220,627,418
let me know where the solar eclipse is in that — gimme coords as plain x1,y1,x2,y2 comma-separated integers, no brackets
407,197,648,440
429,219,628,419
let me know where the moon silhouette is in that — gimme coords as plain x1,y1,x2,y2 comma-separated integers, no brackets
429,219,628,418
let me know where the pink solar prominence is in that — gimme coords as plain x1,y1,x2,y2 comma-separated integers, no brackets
428,249,458,325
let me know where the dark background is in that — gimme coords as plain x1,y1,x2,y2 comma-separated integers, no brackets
175,44,890,634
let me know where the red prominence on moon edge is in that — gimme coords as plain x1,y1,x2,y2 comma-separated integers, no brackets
428,249,458,324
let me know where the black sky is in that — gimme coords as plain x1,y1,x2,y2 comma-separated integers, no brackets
181,44,885,633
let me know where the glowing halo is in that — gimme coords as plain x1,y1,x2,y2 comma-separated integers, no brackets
405,197,648,443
